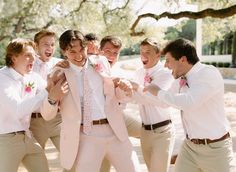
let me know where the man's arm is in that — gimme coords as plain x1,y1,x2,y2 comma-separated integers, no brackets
143,70,223,111
129,81,169,108
113,78,134,103
41,71,69,121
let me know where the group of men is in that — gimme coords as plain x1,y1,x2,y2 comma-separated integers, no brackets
0,28,235,172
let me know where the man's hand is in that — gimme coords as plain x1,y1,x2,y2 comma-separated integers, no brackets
117,78,133,97
56,60,70,68
47,74,69,102
143,84,160,96
129,81,139,91
47,69,65,90
112,77,120,88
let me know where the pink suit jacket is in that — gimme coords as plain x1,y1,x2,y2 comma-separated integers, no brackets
41,55,128,170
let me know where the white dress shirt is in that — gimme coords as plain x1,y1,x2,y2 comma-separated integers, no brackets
33,57,61,80
158,62,230,139
132,61,174,124
33,57,61,113
69,56,107,120
0,67,48,134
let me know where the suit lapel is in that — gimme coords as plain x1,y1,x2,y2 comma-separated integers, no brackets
64,68,82,113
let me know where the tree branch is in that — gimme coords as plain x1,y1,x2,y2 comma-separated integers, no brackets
65,0,88,17
130,4,236,36
0,35,11,42
34,0,89,31
15,17,25,33
103,0,130,26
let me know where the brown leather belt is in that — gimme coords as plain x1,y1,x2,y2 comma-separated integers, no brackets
142,120,172,130
189,132,230,145
81,118,109,125
31,113,42,118
6,131,25,135
93,118,109,125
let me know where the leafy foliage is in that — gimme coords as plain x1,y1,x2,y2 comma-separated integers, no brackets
164,19,196,42
0,0,136,65
0,0,236,66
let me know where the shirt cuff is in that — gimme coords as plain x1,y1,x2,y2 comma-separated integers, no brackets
38,89,48,100
157,90,166,100
137,85,144,93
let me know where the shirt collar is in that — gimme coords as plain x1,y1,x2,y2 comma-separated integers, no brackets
69,59,89,73
144,61,161,74
185,61,203,79
35,57,49,66
9,67,24,81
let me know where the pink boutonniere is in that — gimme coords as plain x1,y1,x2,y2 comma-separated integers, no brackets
91,63,103,72
144,73,153,85
179,76,189,89
24,82,35,93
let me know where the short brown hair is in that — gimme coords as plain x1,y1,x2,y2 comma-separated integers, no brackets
34,29,56,44
100,36,122,50
140,37,161,53
85,33,99,42
162,38,199,65
5,38,36,67
59,30,86,51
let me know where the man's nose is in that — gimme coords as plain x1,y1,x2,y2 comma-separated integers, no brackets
141,55,147,60
164,62,168,68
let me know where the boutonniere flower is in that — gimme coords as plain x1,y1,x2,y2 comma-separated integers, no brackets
91,63,103,72
24,82,35,93
144,73,153,85
179,76,189,89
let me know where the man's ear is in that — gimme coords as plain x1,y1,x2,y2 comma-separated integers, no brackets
156,52,161,60
180,56,187,62
99,49,104,55
60,50,67,59
61,50,66,56
35,44,39,54
12,56,17,63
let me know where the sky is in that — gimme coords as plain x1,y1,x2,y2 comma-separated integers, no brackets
119,0,197,26
130,0,198,27
49,0,199,27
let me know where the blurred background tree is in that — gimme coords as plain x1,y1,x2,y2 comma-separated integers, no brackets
0,0,235,65
0,0,135,61
164,19,196,42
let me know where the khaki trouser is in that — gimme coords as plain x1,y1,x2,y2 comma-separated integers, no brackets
141,123,175,172
30,114,62,149
77,124,141,172
0,132,49,172
100,113,141,172
175,138,236,172
30,114,76,172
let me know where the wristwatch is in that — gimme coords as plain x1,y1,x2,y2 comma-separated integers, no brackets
48,98,57,105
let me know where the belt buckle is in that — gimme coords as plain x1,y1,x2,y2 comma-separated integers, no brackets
150,124,153,130
98,119,102,124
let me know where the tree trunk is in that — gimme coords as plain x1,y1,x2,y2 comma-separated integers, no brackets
231,31,236,67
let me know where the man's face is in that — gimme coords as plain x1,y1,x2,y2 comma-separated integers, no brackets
164,52,185,79
87,40,99,55
140,44,159,69
36,36,56,62
63,40,87,67
12,45,36,75
100,42,120,66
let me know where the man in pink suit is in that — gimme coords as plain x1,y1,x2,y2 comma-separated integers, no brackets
41,30,140,172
